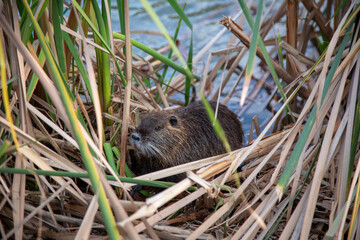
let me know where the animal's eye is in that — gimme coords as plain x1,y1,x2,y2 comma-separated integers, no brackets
155,126,161,131
169,116,177,126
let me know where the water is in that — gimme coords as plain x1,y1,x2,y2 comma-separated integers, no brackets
111,1,238,54
110,0,276,138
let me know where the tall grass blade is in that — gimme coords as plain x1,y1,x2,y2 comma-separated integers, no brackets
113,32,199,80
200,96,231,153
90,0,111,112
26,48,45,101
0,26,21,154
348,84,360,177
0,167,189,189
185,32,193,105
138,0,195,103
71,0,125,85
166,1,194,105
139,0,187,67
62,31,93,100
157,4,185,103
167,1,192,30
104,142,118,174
115,0,125,34
52,0,66,76
238,0,294,119
241,0,264,106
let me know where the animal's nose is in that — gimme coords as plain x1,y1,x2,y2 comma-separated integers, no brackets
131,132,141,142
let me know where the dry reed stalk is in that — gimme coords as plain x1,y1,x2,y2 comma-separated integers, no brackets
74,12,103,154
211,47,246,102
120,0,133,178
6,181,72,238
219,18,292,83
194,3,249,99
222,67,246,105
286,0,299,77
299,3,358,238
122,128,292,238
0,16,71,130
7,4,27,234
279,41,316,66
301,0,334,40
74,192,99,239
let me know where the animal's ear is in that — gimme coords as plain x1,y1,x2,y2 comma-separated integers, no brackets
169,116,178,126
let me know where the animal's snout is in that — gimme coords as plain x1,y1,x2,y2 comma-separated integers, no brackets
131,132,141,142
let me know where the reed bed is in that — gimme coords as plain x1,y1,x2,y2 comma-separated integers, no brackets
0,0,359,239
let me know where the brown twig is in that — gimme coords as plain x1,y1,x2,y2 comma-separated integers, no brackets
219,16,310,99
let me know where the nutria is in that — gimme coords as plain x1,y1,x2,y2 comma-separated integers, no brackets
129,101,243,179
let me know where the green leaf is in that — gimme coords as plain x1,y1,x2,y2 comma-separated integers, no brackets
200,96,231,153
104,143,118,174
62,31,94,101
0,168,196,190
52,0,67,76
185,32,193,105
138,0,195,85
277,32,284,68
161,4,184,87
167,1,192,30
26,49,45,101
242,0,264,105
71,0,126,86
238,0,294,119
113,32,200,81
0,140,11,158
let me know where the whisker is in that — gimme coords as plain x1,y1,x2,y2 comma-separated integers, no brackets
148,143,166,163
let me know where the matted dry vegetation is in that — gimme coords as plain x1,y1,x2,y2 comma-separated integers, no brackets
0,0,360,239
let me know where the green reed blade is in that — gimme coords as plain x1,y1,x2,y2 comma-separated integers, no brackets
349,99,360,178
166,1,194,104
0,167,197,190
185,32,193,105
161,5,183,84
243,0,264,105
104,142,118,174
71,0,125,85
167,1,192,30
238,0,294,120
62,31,93,101
90,0,111,112
26,49,45,101
52,0,66,76
113,32,199,80
138,0,194,83
200,96,231,153
277,33,284,68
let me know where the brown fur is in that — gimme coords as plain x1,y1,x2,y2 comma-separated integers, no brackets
129,101,244,179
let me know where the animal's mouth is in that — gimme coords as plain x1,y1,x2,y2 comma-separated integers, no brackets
131,141,145,154
130,136,140,150
132,142,152,157
133,143,138,150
